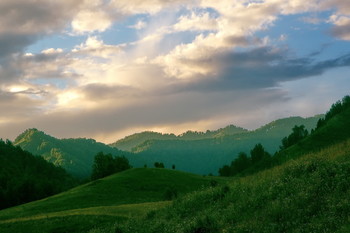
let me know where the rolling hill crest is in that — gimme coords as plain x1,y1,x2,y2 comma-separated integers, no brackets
13,129,139,178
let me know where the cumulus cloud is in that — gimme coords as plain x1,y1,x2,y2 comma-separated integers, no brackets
129,20,147,30
72,36,123,58
1,0,350,143
0,0,84,58
329,14,350,40
174,12,218,32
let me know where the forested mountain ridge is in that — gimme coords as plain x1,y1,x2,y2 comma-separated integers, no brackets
13,129,138,178
126,115,322,175
13,115,322,177
110,125,247,152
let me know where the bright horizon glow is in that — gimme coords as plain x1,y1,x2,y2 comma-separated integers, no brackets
0,0,349,143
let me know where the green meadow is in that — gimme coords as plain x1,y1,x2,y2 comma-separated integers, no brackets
0,168,225,233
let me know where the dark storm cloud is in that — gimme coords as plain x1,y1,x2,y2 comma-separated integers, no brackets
167,46,350,93
0,35,37,59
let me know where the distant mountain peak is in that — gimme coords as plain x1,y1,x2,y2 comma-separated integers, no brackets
14,128,47,144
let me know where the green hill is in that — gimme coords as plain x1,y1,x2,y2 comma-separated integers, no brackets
98,97,350,233
128,116,322,175
0,168,225,233
116,139,350,233
1,97,349,233
13,129,141,178
277,97,350,162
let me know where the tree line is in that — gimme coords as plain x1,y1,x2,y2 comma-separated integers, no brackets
219,124,310,176
219,95,350,177
0,140,77,210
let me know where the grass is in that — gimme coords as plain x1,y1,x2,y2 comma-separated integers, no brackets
1,135,350,232
114,139,350,233
0,168,225,233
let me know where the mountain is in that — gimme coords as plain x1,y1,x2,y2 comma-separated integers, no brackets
110,125,247,152
110,131,178,152
13,115,321,178
120,115,322,175
114,96,350,233
1,98,349,233
13,129,140,178
0,168,224,233
0,139,76,210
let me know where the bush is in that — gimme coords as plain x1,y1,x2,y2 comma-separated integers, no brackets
163,187,178,200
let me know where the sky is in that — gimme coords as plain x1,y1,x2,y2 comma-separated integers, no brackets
0,0,350,143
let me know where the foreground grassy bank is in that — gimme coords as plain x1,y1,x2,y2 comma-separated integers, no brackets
0,168,224,233
111,139,350,233
1,141,349,233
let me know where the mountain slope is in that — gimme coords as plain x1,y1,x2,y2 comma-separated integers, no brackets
118,139,350,233
130,115,322,175
110,125,247,152
0,168,225,233
13,129,140,178
0,140,76,210
277,99,350,161
13,115,321,178
113,99,350,233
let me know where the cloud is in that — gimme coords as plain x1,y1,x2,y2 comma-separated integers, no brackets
0,85,289,142
329,14,350,40
174,12,218,32
71,8,114,33
129,20,147,30
1,0,350,143
109,0,188,15
0,1,84,57
72,36,124,58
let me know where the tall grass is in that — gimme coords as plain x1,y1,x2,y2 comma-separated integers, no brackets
113,139,350,233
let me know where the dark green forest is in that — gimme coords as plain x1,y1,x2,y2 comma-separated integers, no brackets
0,140,76,210
91,152,131,180
13,129,138,178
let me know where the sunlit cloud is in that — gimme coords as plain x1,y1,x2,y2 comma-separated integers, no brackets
0,0,349,142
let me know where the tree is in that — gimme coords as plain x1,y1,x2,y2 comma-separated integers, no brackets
280,125,309,150
218,165,231,177
251,143,269,164
231,152,251,175
154,162,165,168
317,95,350,129
91,152,131,180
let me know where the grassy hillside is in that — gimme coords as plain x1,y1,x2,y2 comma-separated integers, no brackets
0,168,225,233
13,129,141,178
277,102,350,162
131,116,322,175
114,139,350,233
